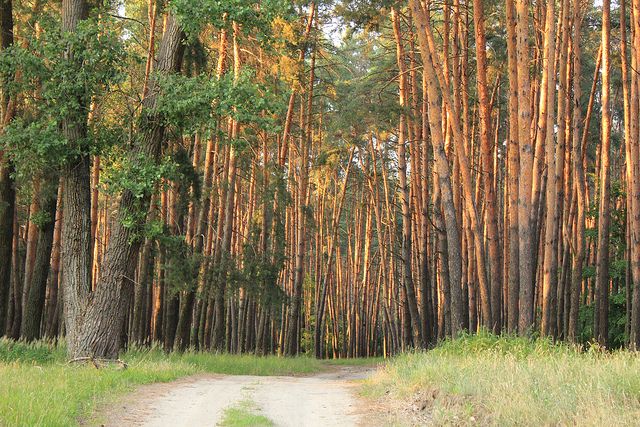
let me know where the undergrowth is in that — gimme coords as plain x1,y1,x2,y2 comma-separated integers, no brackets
364,332,640,426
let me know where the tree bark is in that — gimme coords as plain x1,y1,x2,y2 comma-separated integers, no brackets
505,0,520,333
391,8,424,345
568,6,585,341
473,0,502,332
409,0,492,330
515,0,535,334
285,26,315,355
63,6,185,358
540,0,558,337
22,178,59,341
594,0,611,347
60,0,93,357
0,0,15,335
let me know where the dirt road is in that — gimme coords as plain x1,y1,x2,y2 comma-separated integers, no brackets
99,367,376,427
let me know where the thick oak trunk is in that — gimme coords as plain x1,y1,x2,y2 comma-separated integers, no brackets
62,6,185,358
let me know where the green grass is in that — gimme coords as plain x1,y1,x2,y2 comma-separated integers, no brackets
0,339,323,427
323,356,386,367
363,333,640,426
219,399,275,427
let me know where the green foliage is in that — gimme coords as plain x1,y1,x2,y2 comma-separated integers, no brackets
578,292,628,348
159,235,201,294
170,0,293,41
216,70,285,136
101,151,182,239
433,331,567,358
335,0,397,32
154,73,219,133
30,208,54,229
583,177,628,292
238,226,288,309
101,145,199,240
0,15,127,171
153,69,284,141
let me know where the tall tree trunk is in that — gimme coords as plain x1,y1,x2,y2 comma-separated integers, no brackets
63,6,185,359
212,23,241,352
409,0,492,329
505,0,520,333
22,179,59,341
60,0,93,358
45,182,63,338
406,5,464,337
515,0,535,334
624,0,640,350
594,0,611,347
285,26,315,355
473,0,502,332
540,0,558,337
391,8,424,345
629,0,640,350
0,0,15,335
314,150,353,357
568,5,585,341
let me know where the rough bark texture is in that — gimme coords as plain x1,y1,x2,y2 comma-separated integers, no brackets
410,0,492,329
540,0,558,337
21,178,58,341
473,0,502,332
515,0,535,334
62,5,185,358
285,30,315,356
60,0,93,358
568,7,585,341
505,0,520,333
0,0,15,335
627,0,640,350
594,0,611,347
391,8,424,345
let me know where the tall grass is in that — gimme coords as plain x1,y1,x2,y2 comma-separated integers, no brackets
0,339,322,426
364,333,640,426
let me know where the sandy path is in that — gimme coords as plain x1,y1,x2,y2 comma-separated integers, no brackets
98,367,376,427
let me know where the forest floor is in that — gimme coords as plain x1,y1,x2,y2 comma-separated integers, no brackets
95,366,377,427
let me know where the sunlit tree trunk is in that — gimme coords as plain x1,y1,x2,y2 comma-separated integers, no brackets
408,3,467,336
391,8,424,345
473,0,502,331
627,0,640,350
60,0,93,357
505,0,520,333
540,0,557,337
568,4,585,341
515,0,535,334
410,0,492,330
285,24,315,355
594,0,612,347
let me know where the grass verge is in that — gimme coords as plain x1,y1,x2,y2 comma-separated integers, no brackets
323,356,386,367
363,333,640,426
0,339,322,427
